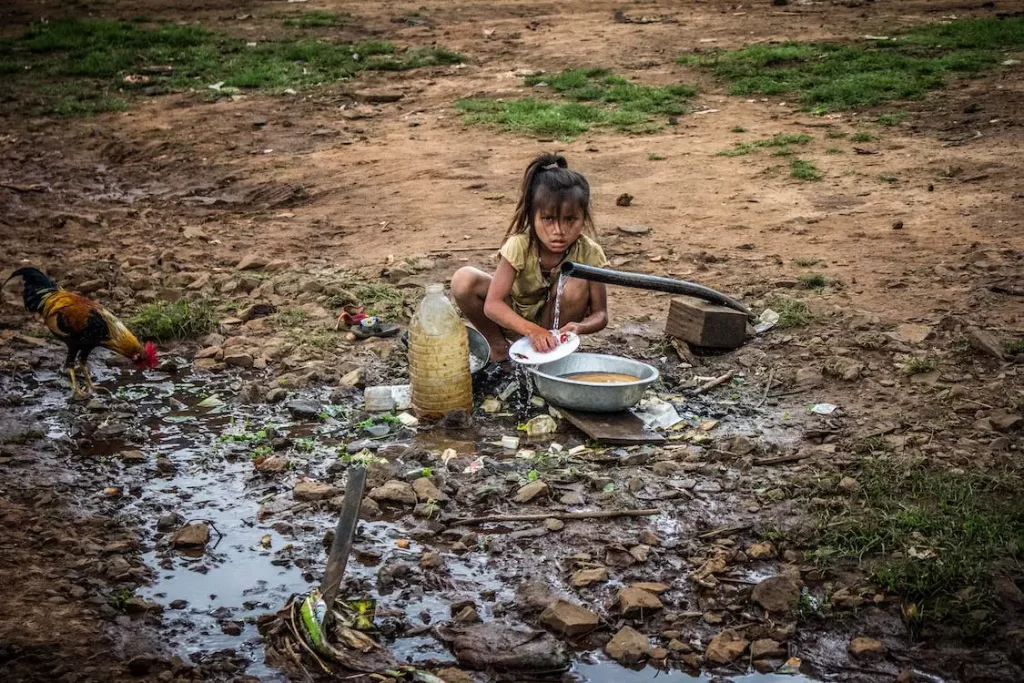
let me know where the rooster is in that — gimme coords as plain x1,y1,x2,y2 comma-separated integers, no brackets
3,267,158,399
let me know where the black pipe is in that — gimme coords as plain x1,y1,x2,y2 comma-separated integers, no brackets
561,262,752,317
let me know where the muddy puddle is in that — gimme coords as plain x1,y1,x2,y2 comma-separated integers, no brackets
21,360,823,682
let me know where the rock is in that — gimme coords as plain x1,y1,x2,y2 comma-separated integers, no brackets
616,193,634,207
237,254,268,271
454,605,480,623
544,518,565,531
340,368,364,387
751,575,802,613
629,545,652,563
618,225,651,236
571,568,609,587
420,550,445,570
517,580,557,614
514,480,549,503
617,586,663,617
750,638,786,660
540,599,600,636
839,476,860,492
990,411,1023,432
293,480,337,502
668,638,690,653
369,480,417,506
605,626,650,664
795,367,823,389
169,599,188,610
747,541,775,559
412,477,447,503
893,324,932,344
967,326,1005,359
255,455,288,473
824,356,864,381
195,346,223,360
127,656,159,676
221,621,243,636
849,636,886,659
434,669,473,683
652,461,682,476
705,630,749,664
994,575,1024,606
170,522,210,548
119,450,147,464
265,388,288,403
560,491,585,506
452,622,568,670
157,512,183,532
630,582,669,594
286,400,322,419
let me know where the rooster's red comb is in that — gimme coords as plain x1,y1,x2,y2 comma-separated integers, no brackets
144,341,158,369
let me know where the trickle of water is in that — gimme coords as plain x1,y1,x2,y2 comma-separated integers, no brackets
552,273,568,332
511,363,535,419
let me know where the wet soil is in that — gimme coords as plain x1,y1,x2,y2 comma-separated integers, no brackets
2,0,1023,682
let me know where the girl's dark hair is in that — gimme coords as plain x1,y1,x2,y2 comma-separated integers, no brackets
506,153,595,240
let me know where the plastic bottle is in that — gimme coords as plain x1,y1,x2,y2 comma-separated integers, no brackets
409,284,473,418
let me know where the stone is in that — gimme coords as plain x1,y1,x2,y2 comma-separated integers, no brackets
629,582,670,595
849,636,886,658
514,480,549,503
265,388,288,403
340,368,364,387
839,476,860,492
420,551,445,570
560,491,585,506
286,399,322,419
752,575,802,613
255,455,288,473
795,367,823,389
157,512,183,532
990,411,1023,432
747,541,775,559
668,638,690,653
434,669,473,683
967,326,1005,360
750,638,786,660
540,599,600,636
237,254,268,271
570,568,609,587
617,586,663,617
652,461,682,476
893,324,932,344
618,225,651,236
195,346,223,360
629,544,652,563
616,193,634,207
452,622,568,671
170,522,210,548
705,630,749,664
293,480,337,502
368,480,417,506
119,450,147,463
824,356,865,381
544,518,565,531
412,477,446,503
605,626,650,664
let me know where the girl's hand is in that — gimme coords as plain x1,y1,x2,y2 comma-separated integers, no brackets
528,327,558,353
559,322,581,337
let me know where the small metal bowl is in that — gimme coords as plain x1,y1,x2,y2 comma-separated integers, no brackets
466,326,491,375
528,353,659,412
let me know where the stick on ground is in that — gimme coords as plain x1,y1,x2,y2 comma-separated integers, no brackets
692,370,736,395
448,508,660,526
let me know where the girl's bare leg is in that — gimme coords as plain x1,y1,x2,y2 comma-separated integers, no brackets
538,276,591,329
450,267,512,361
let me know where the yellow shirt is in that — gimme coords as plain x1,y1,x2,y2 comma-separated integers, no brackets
499,231,609,323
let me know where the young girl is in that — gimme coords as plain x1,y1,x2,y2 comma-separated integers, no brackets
451,153,609,361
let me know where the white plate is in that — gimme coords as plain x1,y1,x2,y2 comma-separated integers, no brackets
509,331,580,365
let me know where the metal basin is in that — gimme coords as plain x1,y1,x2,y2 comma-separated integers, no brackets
467,326,491,375
528,353,659,412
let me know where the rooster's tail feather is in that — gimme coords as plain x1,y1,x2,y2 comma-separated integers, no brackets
3,267,61,313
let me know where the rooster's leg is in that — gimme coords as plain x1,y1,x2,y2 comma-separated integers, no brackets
79,363,111,395
67,367,88,401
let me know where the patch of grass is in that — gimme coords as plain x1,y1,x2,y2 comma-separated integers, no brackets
274,309,309,328
302,330,339,350
458,68,696,139
284,11,348,28
851,131,875,142
810,458,1024,628
824,147,843,154
790,159,823,181
879,173,899,184
716,132,811,157
793,257,821,267
798,272,828,289
679,18,1024,112
731,125,747,133
648,153,666,161
876,110,909,126
0,19,463,115
1003,338,1024,355
772,297,814,328
131,299,215,341
825,129,847,139
354,282,406,318
903,356,939,375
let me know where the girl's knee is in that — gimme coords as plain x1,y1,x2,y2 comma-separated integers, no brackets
450,267,479,300
561,277,591,305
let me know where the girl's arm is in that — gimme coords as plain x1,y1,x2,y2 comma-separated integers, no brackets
484,258,559,352
561,281,608,336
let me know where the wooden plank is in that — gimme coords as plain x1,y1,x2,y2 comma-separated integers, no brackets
666,296,747,349
561,408,665,445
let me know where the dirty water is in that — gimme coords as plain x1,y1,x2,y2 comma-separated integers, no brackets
21,360,827,682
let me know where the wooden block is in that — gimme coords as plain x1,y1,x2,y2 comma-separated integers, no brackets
561,409,665,445
665,296,747,349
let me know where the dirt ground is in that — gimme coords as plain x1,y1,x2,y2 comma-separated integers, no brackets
1,0,1023,682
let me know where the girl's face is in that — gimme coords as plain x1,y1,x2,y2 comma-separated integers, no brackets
532,200,585,255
